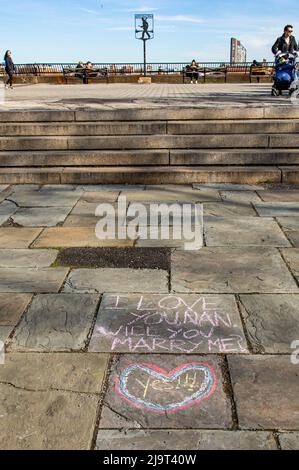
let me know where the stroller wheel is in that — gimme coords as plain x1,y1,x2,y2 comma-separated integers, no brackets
279,89,283,95
271,88,279,96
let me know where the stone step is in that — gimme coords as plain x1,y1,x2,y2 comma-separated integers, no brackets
1,119,299,136
0,149,298,167
0,166,282,184
0,106,299,122
168,120,299,135
0,121,167,136
0,150,170,166
0,134,272,151
170,149,299,165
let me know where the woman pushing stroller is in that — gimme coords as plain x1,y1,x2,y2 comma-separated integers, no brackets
272,25,298,55
271,25,299,96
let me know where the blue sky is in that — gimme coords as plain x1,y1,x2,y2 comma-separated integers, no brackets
0,0,298,63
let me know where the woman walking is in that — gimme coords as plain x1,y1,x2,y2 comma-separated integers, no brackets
4,50,16,89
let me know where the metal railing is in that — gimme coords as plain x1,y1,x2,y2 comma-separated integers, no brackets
0,62,276,76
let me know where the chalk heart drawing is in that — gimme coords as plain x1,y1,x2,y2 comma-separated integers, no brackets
115,362,216,413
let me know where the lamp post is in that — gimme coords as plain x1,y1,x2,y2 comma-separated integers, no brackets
135,14,154,76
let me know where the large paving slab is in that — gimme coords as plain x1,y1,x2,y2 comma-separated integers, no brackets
9,294,99,352
204,218,290,247
239,294,299,353
0,185,9,193
79,191,120,203
0,200,18,225
278,432,299,450
8,190,81,207
0,249,58,267
228,355,299,430
63,269,168,294
194,183,265,191
32,227,135,248
63,214,100,227
203,202,256,217
99,354,232,429
281,248,299,279
171,248,298,293
0,326,13,343
11,207,71,227
121,188,221,203
39,185,82,193
0,353,109,450
0,293,32,326
89,294,248,354
258,190,299,203
0,228,42,248
277,217,299,246
0,268,68,293
79,185,145,192
70,201,126,220
220,191,261,203
95,429,277,450
9,184,40,192
254,202,299,217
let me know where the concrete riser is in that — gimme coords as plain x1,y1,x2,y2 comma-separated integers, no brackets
0,107,298,184
1,134,299,151
1,150,299,167
1,120,299,136
0,167,282,185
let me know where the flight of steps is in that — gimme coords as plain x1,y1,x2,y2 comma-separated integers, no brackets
1,106,299,184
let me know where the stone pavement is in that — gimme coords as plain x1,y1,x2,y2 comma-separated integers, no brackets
1,83,298,111
0,182,299,450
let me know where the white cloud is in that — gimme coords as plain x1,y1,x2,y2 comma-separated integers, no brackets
156,15,203,24
117,6,160,13
106,26,133,31
79,8,102,15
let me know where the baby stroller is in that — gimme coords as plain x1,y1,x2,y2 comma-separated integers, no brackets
272,51,299,96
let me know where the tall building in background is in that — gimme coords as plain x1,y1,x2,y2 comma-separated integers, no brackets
230,38,247,63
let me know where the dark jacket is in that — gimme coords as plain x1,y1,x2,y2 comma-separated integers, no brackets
272,35,298,54
5,56,16,73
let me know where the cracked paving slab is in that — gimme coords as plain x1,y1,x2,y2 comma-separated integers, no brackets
278,432,299,450
171,247,298,294
0,228,42,248
239,294,299,353
32,227,135,248
280,248,299,279
95,429,277,450
0,267,69,293
0,200,18,225
0,326,13,344
11,207,72,227
9,294,99,351
0,249,58,268
277,217,299,247
99,354,232,430
204,217,290,247
63,268,169,294
254,202,299,217
0,293,32,326
0,352,109,450
7,190,82,208
228,355,299,430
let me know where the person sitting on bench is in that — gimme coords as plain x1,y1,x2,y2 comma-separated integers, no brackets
186,60,200,84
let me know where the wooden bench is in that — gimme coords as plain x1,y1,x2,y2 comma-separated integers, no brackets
249,66,273,83
63,67,108,84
